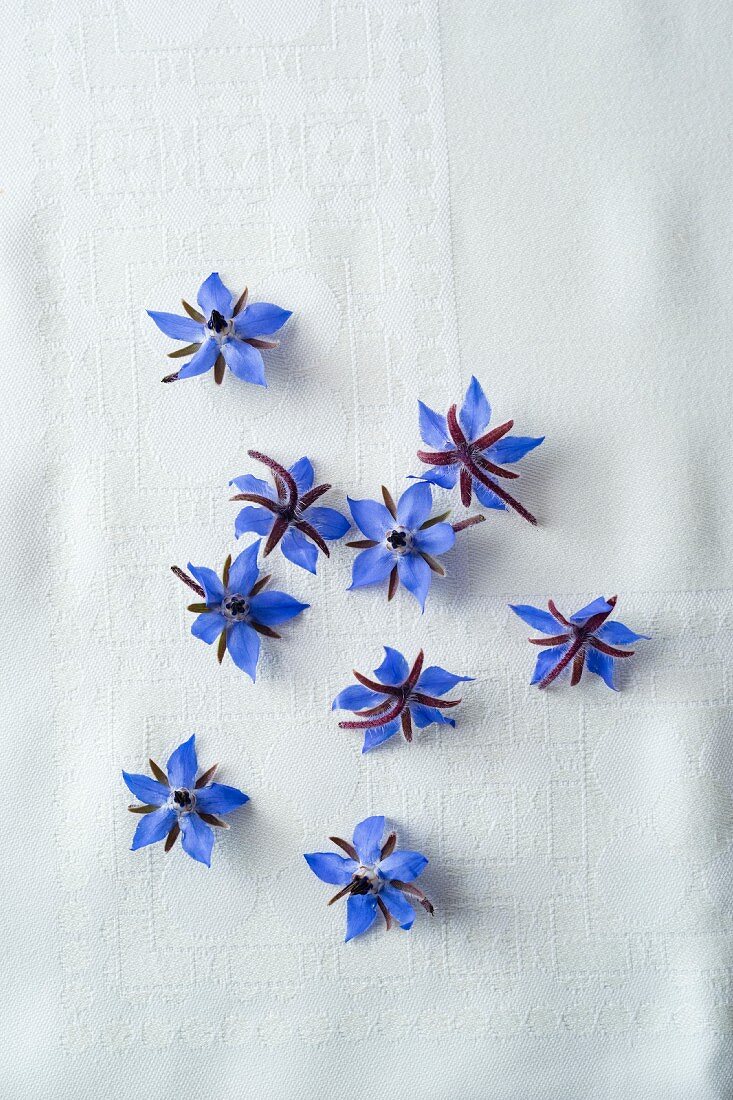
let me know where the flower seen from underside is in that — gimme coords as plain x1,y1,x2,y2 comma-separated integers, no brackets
123,735,248,866
510,595,649,689
414,376,544,524
332,646,473,752
304,815,433,941
172,540,308,681
346,481,484,611
147,271,291,386
230,450,350,574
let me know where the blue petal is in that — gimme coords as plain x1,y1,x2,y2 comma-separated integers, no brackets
379,885,415,929
146,311,203,342
176,338,219,380
191,612,226,644
412,522,455,555
509,603,566,634
362,719,401,752
459,376,491,440
473,480,507,510
374,646,409,685
235,506,273,538
379,849,428,882
530,644,570,686
345,893,378,942
187,564,224,605
226,621,260,681
332,684,385,711
410,703,455,729
130,807,177,851
221,340,266,386
487,435,544,465
304,506,350,540
227,540,261,595
397,552,431,611
166,734,198,789
396,482,433,529
233,301,292,337
348,545,394,590
248,590,309,626
229,473,276,499
418,401,450,448
304,852,357,885
180,812,215,866
569,597,614,625
586,646,617,689
595,620,650,645
122,771,168,806
281,527,318,574
288,457,314,495
195,783,249,815
410,465,459,490
197,272,234,317
352,815,385,863
347,497,392,540
416,665,473,696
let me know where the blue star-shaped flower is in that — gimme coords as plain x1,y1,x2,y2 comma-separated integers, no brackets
510,595,650,689
414,375,544,524
332,646,473,752
230,450,350,574
346,482,484,611
147,272,291,386
172,540,308,681
123,735,248,866
304,815,434,941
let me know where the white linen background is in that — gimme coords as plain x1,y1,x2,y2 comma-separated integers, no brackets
2,0,733,1096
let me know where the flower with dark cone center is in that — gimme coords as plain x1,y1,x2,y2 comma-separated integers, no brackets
322,830,434,927
222,593,250,621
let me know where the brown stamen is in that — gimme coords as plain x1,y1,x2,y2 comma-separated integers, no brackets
171,566,205,598
181,299,205,322
164,823,180,852
167,342,202,359
330,836,359,860
149,759,169,785
195,764,218,788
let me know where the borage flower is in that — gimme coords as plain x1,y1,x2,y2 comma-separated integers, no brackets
333,646,473,752
304,815,433,942
123,735,248,867
172,540,308,681
510,595,649,690
346,482,483,611
414,376,544,524
229,450,350,574
147,271,291,386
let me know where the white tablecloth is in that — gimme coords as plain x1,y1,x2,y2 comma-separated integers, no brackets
3,1,733,1096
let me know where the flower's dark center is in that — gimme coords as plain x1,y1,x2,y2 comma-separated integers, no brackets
223,594,250,621
350,875,372,895
173,788,192,808
350,865,381,895
386,527,411,553
207,309,228,334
